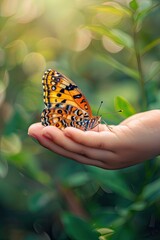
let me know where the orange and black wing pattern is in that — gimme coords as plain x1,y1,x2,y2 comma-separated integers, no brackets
41,69,100,130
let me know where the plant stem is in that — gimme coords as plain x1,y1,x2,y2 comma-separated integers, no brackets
133,24,147,111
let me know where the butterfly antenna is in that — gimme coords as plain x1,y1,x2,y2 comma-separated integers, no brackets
97,101,103,116
101,119,113,132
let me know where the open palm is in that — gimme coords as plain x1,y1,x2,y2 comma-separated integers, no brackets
28,110,160,169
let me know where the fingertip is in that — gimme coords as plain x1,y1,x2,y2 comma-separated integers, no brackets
41,126,55,139
64,127,82,137
28,122,44,136
42,126,61,135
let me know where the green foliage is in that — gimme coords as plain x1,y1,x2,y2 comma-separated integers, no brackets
87,25,133,49
87,166,135,200
114,96,137,118
62,213,100,240
129,0,139,11
0,0,160,239
142,178,160,203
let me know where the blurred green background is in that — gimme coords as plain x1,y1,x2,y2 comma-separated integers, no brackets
0,0,160,239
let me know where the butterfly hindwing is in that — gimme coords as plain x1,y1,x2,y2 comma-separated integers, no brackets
41,103,99,130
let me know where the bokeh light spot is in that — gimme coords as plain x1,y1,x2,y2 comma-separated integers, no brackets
23,52,46,74
102,35,124,53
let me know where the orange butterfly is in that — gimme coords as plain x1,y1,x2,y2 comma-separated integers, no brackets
41,69,101,131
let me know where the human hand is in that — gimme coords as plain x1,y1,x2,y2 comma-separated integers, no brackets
28,110,160,169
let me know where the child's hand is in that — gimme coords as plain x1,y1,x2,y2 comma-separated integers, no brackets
28,110,160,169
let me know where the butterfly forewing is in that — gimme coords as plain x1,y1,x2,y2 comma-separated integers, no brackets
42,69,92,116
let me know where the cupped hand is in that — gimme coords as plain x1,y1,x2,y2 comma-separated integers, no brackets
28,110,160,169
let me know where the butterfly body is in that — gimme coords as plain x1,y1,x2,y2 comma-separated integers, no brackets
41,69,100,130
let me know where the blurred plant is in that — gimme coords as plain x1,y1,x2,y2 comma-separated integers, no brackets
85,0,160,112
0,0,160,240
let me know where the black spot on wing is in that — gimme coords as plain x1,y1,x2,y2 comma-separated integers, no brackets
61,99,67,103
54,78,60,83
80,99,86,103
57,109,62,114
55,103,62,108
46,103,52,108
73,93,82,99
60,88,65,93
66,105,72,112
74,109,83,116
66,84,77,91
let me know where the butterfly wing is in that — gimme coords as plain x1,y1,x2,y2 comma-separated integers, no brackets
42,69,93,117
41,103,100,130
41,68,100,130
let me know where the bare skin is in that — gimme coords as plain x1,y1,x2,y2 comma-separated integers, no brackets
28,110,160,169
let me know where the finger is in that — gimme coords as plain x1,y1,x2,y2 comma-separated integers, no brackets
42,126,84,153
28,124,116,169
64,127,117,150
42,126,115,161
119,112,148,125
28,122,44,137
37,135,108,169
91,124,111,132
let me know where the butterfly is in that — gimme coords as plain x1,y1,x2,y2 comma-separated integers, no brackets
41,69,101,131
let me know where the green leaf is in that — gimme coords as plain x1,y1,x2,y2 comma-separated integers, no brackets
87,166,135,200
129,201,146,211
111,29,133,49
66,172,90,187
99,53,139,80
90,5,131,17
28,191,56,212
129,0,138,11
96,227,114,239
114,96,136,118
134,0,153,24
62,213,100,240
142,178,160,203
138,0,152,12
146,61,160,82
87,25,133,49
142,38,160,55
